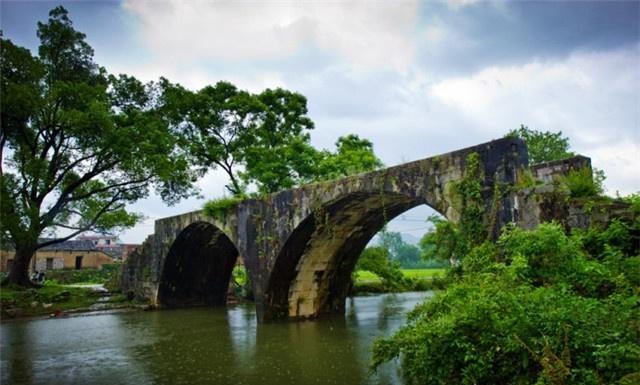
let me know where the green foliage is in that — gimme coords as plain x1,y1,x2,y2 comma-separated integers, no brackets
355,246,405,290
229,265,253,299
356,230,443,292
456,152,488,247
561,167,605,198
315,134,384,181
620,193,640,213
164,79,383,197
420,215,460,263
515,168,542,190
376,231,431,268
373,222,640,384
420,153,486,266
203,196,245,222
1,7,196,286
507,124,574,165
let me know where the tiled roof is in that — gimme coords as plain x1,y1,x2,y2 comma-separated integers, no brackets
40,240,99,251
77,235,117,240
1,239,112,252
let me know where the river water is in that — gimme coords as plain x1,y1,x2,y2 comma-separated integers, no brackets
1,291,433,385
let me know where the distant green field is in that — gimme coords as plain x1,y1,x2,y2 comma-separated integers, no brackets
354,268,446,282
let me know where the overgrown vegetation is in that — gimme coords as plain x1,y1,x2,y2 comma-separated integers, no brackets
419,152,488,268
562,167,606,198
372,218,639,384
203,196,246,222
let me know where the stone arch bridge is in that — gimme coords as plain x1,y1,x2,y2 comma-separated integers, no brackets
121,137,591,321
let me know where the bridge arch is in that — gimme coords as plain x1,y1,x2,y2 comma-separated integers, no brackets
158,221,239,307
264,190,444,319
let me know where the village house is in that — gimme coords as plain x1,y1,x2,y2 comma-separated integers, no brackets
0,239,115,273
77,234,121,256
76,234,141,260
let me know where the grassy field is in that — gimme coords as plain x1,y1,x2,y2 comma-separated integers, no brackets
354,268,446,283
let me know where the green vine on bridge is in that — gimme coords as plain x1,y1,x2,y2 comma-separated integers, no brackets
454,152,487,249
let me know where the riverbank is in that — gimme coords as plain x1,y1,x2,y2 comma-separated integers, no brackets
0,282,146,320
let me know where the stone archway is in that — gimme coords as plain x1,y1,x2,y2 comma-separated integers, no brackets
158,221,239,307
264,192,437,319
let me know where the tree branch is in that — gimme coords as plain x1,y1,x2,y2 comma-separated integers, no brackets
37,194,124,248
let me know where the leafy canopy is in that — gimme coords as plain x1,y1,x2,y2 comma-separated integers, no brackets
1,7,195,285
163,80,384,197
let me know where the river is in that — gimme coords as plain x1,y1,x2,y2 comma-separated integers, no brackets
1,291,433,385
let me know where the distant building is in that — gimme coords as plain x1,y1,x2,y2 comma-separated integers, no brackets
77,234,122,257
0,240,114,273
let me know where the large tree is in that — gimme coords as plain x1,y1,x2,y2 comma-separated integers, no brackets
160,80,261,196
161,82,320,196
240,88,319,194
1,7,195,286
164,80,384,197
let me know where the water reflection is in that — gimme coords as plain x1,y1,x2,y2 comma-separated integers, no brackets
1,291,432,385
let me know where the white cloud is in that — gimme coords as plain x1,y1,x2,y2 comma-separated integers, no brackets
427,46,640,194
112,2,639,242
122,0,420,72
445,0,480,10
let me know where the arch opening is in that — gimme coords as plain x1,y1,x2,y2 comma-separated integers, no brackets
158,222,239,307
264,192,445,320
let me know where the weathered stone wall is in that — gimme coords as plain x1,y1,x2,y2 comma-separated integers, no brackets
530,155,592,183
515,185,634,231
120,235,159,302
121,137,529,319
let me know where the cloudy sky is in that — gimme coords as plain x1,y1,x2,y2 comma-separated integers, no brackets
2,0,639,243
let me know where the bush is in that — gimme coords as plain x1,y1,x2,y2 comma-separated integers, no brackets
356,246,405,290
562,168,604,198
372,221,639,384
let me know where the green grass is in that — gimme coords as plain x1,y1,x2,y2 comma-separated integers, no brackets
354,268,445,283
1,282,98,318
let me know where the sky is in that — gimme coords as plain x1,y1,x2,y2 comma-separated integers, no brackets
2,0,639,244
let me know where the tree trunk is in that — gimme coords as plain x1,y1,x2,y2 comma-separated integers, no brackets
3,242,37,287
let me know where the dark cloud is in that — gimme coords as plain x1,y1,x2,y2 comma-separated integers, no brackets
416,1,640,76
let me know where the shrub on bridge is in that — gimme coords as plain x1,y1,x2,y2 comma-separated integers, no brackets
372,221,640,385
